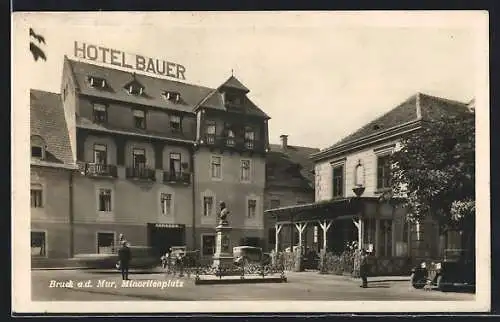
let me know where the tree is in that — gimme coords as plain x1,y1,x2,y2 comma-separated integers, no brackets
390,111,475,230
29,28,46,62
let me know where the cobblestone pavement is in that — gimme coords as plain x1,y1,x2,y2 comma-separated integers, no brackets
31,269,475,302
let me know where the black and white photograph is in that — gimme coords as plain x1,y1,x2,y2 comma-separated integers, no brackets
12,11,490,313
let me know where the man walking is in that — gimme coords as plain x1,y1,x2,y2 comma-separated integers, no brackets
118,241,132,280
359,249,369,288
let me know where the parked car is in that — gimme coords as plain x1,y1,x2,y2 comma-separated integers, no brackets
233,246,271,267
73,246,159,270
410,248,475,291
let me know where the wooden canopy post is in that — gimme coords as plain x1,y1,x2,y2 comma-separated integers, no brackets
353,217,364,250
274,223,283,253
295,222,308,253
318,220,333,251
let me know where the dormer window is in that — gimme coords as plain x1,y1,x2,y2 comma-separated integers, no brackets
163,91,181,103
225,92,242,106
31,135,46,159
88,76,107,88
128,84,144,96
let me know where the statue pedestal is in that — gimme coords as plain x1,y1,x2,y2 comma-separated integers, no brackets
212,224,234,267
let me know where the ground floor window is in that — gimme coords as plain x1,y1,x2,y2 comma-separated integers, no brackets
378,219,393,257
363,218,376,252
97,232,115,254
31,231,46,257
268,228,276,245
202,235,216,256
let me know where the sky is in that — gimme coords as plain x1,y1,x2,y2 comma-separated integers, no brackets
13,11,485,149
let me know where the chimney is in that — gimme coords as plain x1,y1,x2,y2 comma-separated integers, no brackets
280,135,288,150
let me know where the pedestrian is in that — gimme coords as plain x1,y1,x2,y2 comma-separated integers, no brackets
359,249,369,288
118,240,132,281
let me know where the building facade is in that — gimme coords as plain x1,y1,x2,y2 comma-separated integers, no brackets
266,93,472,275
264,135,319,251
31,57,270,261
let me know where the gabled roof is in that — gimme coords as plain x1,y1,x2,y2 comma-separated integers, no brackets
66,58,269,118
266,143,320,190
66,58,213,113
220,75,250,93
30,89,74,166
313,92,470,159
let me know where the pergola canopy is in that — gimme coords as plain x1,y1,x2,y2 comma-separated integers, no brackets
264,196,404,224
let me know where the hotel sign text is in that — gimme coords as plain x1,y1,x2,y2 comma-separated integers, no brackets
74,41,186,80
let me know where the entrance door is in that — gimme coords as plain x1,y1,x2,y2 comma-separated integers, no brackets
147,223,185,257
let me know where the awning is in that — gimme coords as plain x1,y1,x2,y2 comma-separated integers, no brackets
264,196,404,223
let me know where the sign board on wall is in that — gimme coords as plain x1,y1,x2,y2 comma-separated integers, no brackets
73,41,187,80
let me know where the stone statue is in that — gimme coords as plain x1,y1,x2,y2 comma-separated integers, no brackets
218,201,230,226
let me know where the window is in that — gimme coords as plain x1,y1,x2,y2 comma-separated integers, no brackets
163,91,181,102
97,232,115,254
268,228,276,245
127,84,144,96
211,156,222,179
134,109,146,129
170,115,181,132
313,226,318,244
203,196,214,217
241,160,251,181
226,127,235,147
98,188,112,212
247,199,257,218
30,185,43,208
205,121,216,144
377,155,392,190
332,164,344,198
169,153,181,177
93,144,107,165
363,218,376,251
31,231,46,257
88,76,107,88
93,103,107,123
269,199,280,209
31,146,43,158
244,128,255,149
160,193,173,216
226,93,242,105
202,235,216,256
133,149,146,169
378,219,393,257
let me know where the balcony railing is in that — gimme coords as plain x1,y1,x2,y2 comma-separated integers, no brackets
79,162,118,178
163,171,191,185
126,166,156,181
201,135,265,152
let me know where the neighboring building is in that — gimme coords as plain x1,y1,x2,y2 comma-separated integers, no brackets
30,90,78,261
265,93,471,275
264,135,319,251
32,57,269,260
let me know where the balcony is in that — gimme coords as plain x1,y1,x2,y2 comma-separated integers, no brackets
79,162,118,178
163,171,191,185
201,135,265,153
126,166,156,181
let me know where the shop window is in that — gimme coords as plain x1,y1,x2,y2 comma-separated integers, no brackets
31,231,46,257
202,235,216,256
378,219,393,257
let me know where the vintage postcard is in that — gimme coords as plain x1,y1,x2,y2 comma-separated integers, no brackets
12,11,490,313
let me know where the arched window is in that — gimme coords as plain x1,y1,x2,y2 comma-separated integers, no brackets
31,135,46,159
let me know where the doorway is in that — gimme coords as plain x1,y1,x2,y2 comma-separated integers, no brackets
147,223,185,257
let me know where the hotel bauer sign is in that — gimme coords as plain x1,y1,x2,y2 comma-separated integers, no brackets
73,41,187,80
